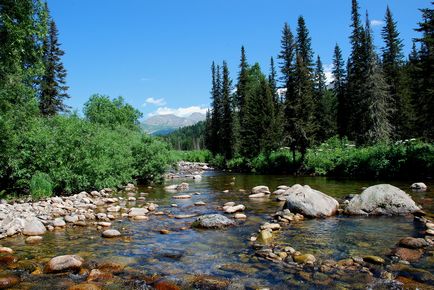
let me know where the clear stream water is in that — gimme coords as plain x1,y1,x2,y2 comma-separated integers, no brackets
1,172,433,289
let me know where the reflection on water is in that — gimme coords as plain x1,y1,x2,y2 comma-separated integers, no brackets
1,171,433,289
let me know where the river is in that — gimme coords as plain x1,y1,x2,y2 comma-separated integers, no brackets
1,171,433,289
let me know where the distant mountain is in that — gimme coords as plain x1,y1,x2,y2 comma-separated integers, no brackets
142,113,206,135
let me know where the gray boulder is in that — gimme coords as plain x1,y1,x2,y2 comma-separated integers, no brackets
346,184,420,215
23,218,46,236
193,214,236,229
283,184,339,218
45,255,84,273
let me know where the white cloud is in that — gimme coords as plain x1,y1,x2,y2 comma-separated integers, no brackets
148,106,208,117
143,97,166,107
324,64,334,84
140,77,151,82
370,19,384,27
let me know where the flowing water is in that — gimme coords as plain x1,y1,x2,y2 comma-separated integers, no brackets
1,172,433,289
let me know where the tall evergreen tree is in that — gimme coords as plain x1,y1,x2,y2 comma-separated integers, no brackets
359,12,393,144
346,0,365,139
236,46,249,110
209,62,223,155
278,23,297,160
413,3,434,140
220,61,234,160
313,56,330,141
40,18,69,116
294,16,316,156
332,44,347,137
381,5,411,138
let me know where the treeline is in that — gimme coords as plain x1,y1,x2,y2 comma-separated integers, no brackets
160,121,206,151
0,1,172,197
205,0,434,169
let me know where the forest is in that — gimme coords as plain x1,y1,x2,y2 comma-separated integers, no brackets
202,0,434,178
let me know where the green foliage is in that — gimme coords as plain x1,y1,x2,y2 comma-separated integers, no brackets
209,154,225,168
305,137,434,178
83,94,143,130
171,150,212,163
30,172,53,199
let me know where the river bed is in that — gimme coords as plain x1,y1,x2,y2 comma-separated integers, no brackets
0,172,433,289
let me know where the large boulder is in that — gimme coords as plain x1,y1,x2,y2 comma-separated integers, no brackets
193,214,235,229
345,184,420,215
282,185,339,218
23,218,46,236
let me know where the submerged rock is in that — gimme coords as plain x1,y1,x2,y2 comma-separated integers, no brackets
293,254,316,265
398,237,430,249
0,274,20,289
282,185,339,217
68,283,102,290
363,255,385,264
45,255,84,273
346,184,420,215
223,204,245,213
192,214,235,229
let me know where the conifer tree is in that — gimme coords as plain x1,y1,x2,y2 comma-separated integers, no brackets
294,16,315,156
413,4,434,140
359,13,392,144
209,62,223,155
332,44,347,137
236,46,249,110
313,56,329,141
220,61,234,160
278,23,297,160
346,0,365,140
269,57,284,148
381,5,411,138
40,18,69,116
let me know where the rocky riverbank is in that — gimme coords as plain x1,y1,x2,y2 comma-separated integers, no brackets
0,183,159,241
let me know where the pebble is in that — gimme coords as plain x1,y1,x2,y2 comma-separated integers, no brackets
0,247,14,254
26,236,43,244
160,229,170,234
194,201,206,206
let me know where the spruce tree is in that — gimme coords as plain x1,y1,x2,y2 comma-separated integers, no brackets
236,46,249,110
313,56,330,141
209,62,223,155
220,61,234,160
332,44,347,137
269,57,284,148
381,6,411,138
360,13,393,144
278,23,297,160
346,0,365,140
294,16,316,155
40,18,69,116
413,4,434,140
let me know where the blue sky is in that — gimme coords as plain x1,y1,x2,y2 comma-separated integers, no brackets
47,0,430,120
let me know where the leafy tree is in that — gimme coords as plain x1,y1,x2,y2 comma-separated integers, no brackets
381,6,412,138
83,94,143,130
0,0,48,113
40,16,69,116
332,44,347,137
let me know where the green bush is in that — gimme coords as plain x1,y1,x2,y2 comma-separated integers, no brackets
30,172,53,199
171,150,212,163
209,154,225,168
305,137,434,179
0,114,172,196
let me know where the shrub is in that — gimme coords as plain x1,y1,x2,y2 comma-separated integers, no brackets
171,150,212,163
30,172,53,199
